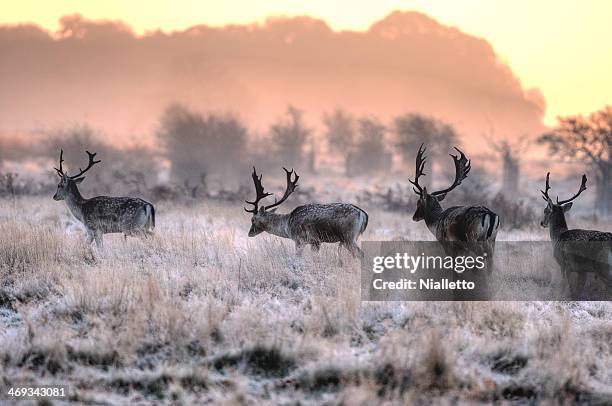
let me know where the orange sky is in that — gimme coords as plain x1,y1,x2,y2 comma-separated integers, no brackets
2,0,611,126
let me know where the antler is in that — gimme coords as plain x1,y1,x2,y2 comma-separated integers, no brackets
540,173,587,205
244,167,272,213
540,172,552,202
54,149,65,176
68,150,101,179
264,167,299,211
431,147,471,196
408,144,427,196
557,174,587,205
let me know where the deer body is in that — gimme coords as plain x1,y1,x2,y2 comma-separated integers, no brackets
53,150,155,247
540,173,612,297
426,205,499,243
245,168,368,257
252,203,368,254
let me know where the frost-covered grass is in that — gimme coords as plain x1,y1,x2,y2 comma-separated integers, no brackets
0,197,611,405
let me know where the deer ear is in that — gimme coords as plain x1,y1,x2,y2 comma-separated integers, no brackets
562,202,573,213
267,207,278,214
74,177,85,184
435,193,447,202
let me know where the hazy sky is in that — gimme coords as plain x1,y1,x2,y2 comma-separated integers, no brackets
2,0,611,125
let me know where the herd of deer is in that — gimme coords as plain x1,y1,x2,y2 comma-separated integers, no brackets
52,146,611,298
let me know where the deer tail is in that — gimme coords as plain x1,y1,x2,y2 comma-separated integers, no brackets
361,210,369,234
145,203,155,230
485,211,499,240
352,205,368,235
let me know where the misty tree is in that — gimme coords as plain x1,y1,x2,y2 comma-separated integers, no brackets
538,106,612,218
348,118,390,176
269,106,311,169
394,114,459,181
323,109,355,175
0,172,18,197
489,136,529,196
157,104,247,190
0,135,28,168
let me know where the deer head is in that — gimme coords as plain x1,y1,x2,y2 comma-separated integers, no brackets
540,172,587,227
53,149,101,200
244,167,299,236
409,144,471,222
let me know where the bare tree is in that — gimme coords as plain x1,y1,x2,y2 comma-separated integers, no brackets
269,106,311,169
0,135,31,168
0,172,18,197
348,118,390,176
538,106,612,217
323,109,356,175
489,135,529,197
394,114,459,182
157,103,247,189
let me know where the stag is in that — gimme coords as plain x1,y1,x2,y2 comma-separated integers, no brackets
245,167,368,257
540,173,612,297
53,150,155,247
409,144,500,273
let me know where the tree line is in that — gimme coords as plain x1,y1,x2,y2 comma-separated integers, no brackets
158,103,463,183
0,104,610,218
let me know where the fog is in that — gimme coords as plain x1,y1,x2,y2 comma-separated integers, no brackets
0,11,545,143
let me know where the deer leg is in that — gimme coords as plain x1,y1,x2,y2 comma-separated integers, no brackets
347,242,364,259
356,245,365,259
337,243,345,267
93,231,104,249
571,272,587,299
135,230,154,240
310,242,321,253
86,230,95,246
593,260,612,287
597,270,612,287
561,265,569,286
485,247,495,276
295,241,305,257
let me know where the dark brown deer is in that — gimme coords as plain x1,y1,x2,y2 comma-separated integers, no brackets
409,144,500,273
53,150,155,247
245,167,368,257
540,173,612,297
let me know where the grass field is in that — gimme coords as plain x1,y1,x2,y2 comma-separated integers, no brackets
1,197,612,404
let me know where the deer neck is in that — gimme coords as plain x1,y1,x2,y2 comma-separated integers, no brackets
264,213,292,239
64,183,87,222
424,202,444,236
549,210,568,241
